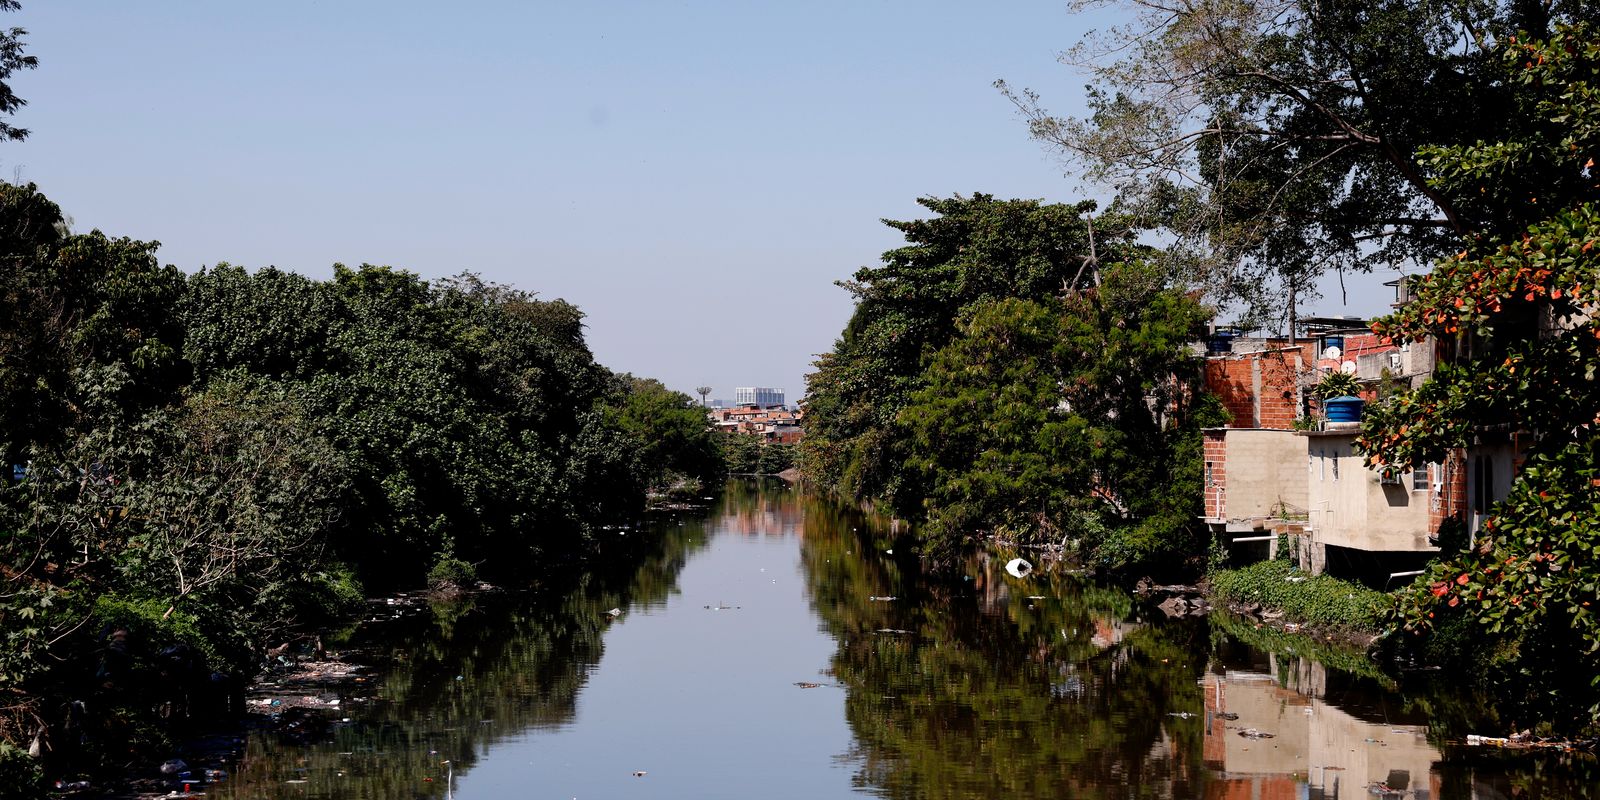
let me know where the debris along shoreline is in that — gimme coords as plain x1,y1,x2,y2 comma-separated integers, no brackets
99,591,437,799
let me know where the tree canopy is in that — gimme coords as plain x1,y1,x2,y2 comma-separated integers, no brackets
0,183,722,787
803,195,1218,571
1351,22,1600,724
801,193,1122,509
0,1,36,142
1001,0,1600,324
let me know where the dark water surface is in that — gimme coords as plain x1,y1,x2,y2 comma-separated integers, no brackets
213,481,1595,799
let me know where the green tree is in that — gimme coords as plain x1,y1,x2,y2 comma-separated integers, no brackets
899,263,1218,570
802,194,1121,509
1001,0,1600,325
1354,23,1600,726
0,182,187,462
607,376,724,491
0,1,36,142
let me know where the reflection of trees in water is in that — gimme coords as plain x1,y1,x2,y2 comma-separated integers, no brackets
213,514,713,800
797,495,1209,799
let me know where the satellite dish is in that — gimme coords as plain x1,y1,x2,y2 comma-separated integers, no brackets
1340,361,1357,375
1323,345,1342,359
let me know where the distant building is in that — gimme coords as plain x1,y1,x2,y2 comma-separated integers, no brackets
733,387,785,407
708,405,805,444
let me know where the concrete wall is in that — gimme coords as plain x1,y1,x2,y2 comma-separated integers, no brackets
1305,432,1434,552
1218,429,1309,521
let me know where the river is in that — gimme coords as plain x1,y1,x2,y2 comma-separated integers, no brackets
208,480,1595,799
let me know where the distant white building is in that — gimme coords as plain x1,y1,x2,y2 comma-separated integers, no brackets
734,387,785,407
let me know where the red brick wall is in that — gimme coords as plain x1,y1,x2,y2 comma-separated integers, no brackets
1261,343,1314,429
1203,343,1314,429
1204,358,1257,427
1203,430,1227,519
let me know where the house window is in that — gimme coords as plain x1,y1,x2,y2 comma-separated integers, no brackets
1205,462,1214,486
1332,453,1340,481
1413,464,1430,491
1318,449,1325,480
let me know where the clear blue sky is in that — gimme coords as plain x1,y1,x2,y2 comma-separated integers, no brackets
5,1,1394,400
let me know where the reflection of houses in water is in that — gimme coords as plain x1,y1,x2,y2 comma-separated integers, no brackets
718,493,806,538
1088,615,1138,651
1202,660,1439,800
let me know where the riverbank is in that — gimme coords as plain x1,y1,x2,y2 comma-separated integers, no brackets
1205,560,1391,644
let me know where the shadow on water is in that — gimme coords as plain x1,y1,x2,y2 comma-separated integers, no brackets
210,480,1594,799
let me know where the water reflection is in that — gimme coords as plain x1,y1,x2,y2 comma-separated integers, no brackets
212,512,712,800
800,496,1208,798
1200,667,1436,799
209,481,1593,799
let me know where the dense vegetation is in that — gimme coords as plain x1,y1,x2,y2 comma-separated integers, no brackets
1208,560,1390,632
720,434,795,476
1355,22,1600,723
802,194,1221,572
0,183,720,789
1009,1,1600,726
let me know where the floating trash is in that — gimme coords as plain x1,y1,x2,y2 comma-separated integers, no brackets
794,682,823,689
1238,728,1276,739
1005,558,1034,578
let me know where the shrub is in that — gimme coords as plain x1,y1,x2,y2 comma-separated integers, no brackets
1209,560,1391,630
427,555,478,591
0,743,42,800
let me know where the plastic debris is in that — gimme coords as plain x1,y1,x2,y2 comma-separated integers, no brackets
160,759,188,775
1005,558,1034,578
795,682,823,689
1238,728,1276,739
1167,712,1197,719
876,628,912,634
633,771,648,777
868,596,896,601
604,608,623,618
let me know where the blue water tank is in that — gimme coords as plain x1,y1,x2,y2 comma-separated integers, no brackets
1324,396,1364,422
1206,331,1235,354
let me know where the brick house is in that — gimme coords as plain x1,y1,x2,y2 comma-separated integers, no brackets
1200,309,1448,580
1200,282,1528,582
